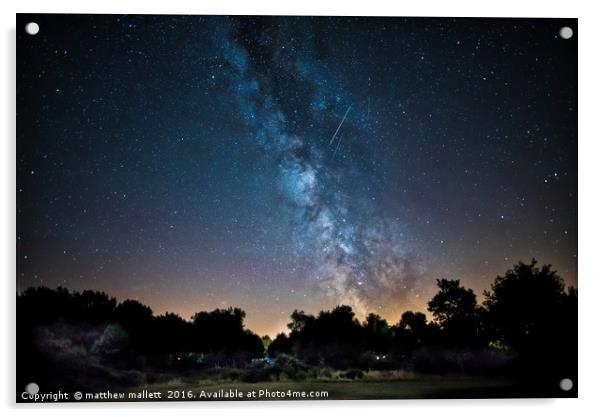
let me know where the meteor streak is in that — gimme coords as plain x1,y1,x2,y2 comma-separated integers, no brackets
332,133,344,159
329,105,351,145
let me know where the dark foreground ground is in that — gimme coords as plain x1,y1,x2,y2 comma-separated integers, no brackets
18,375,576,402
146,377,520,400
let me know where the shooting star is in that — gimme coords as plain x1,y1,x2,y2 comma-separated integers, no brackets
332,133,344,159
329,105,351,145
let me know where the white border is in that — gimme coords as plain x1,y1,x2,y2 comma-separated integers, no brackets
2,1,601,416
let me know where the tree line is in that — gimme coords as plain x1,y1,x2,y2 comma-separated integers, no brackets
18,259,576,385
269,260,576,380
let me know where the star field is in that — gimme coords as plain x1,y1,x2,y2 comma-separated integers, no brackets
17,15,577,335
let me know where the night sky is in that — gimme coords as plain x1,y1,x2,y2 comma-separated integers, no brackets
17,15,577,336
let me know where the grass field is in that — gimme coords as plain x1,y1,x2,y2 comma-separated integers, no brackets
135,376,524,401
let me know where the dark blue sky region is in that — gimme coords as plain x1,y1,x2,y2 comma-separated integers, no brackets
17,15,577,335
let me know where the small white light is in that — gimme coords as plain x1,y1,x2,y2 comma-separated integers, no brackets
559,26,573,40
25,22,39,36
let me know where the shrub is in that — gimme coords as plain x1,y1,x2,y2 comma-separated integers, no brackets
341,368,364,380
274,354,311,379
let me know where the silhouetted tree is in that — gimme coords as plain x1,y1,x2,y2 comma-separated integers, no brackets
286,305,365,368
18,286,107,326
241,330,265,357
73,290,117,324
154,313,192,353
191,307,263,364
363,313,392,353
116,299,153,325
484,259,577,382
115,299,154,351
287,309,314,333
394,311,438,353
261,335,272,353
267,332,292,356
427,279,483,346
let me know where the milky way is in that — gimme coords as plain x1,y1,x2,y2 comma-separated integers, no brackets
17,15,577,335
211,19,425,315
